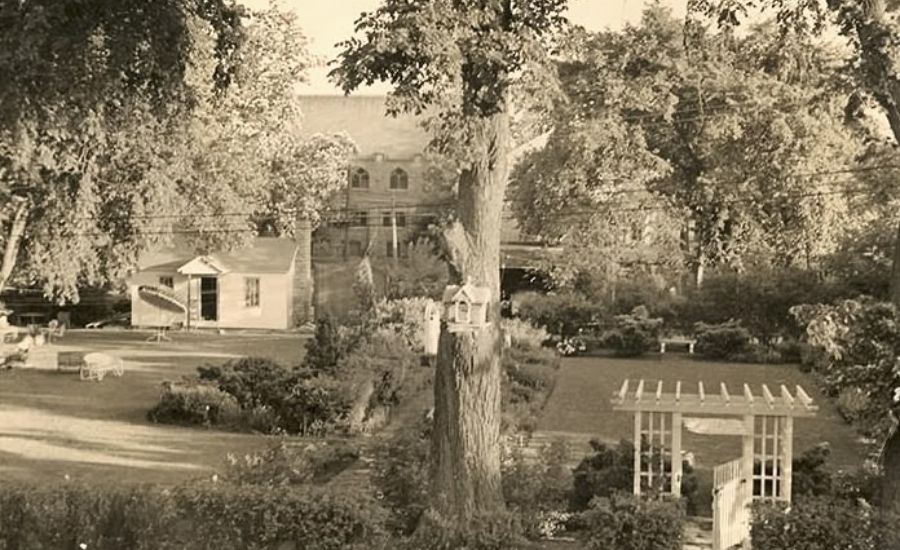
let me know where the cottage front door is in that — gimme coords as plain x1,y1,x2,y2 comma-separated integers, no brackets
200,277,218,321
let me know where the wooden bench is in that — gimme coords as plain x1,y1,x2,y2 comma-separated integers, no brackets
58,351,86,373
659,337,696,355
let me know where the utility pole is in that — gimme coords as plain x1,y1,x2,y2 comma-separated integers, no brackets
391,194,399,264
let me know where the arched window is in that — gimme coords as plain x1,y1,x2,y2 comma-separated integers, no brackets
390,168,409,190
350,167,369,189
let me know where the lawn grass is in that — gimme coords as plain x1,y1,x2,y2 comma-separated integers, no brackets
0,329,309,485
539,354,868,471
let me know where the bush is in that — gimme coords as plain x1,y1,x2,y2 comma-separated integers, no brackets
0,482,389,550
371,429,431,535
502,347,560,434
513,291,605,338
750,496,900,550
404,509,525,550
502,440,572,539
580,494,684,550
836,387,871,424
224,439,360,487
373,297,436,353
198,356,296,412
571,439,698,514
501,317,550,350
303,314,356,373
790,443,833,498
147,380,241,427
600,306,662,357
693,320,752,360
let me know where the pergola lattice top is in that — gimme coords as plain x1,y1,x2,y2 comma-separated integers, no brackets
611,379,818,417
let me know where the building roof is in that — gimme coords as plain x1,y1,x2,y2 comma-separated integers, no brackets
137,238,298,274
298,95,429,159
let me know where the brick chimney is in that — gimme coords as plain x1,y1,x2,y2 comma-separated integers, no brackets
292,216,314,326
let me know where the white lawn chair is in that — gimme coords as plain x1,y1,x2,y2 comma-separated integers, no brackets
80,352,125,381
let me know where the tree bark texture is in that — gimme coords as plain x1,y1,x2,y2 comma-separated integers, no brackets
883,416,900,512
431,112,510,522
0,199,28,295
891,221,900,308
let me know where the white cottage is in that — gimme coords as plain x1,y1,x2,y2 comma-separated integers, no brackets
129,237,312,330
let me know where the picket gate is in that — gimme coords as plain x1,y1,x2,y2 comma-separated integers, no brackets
712,458,750,550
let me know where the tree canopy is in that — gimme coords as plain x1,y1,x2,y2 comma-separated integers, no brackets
511,3,861,288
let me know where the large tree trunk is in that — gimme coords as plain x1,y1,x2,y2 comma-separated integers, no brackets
0,199,29,295
884,421,900,512
891,221,900,308
431,112,509,524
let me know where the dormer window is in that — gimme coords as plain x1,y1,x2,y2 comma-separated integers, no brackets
390,168,409,190
350,167,370,189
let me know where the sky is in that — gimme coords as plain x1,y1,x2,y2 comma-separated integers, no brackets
242,0,687,94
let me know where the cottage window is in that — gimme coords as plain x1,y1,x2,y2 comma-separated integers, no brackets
350,167,369,189
390,168,408,190
245,277,260,307
159,276,174,289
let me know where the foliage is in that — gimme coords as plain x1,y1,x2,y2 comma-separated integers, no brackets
146,380,241,427
373,297,436,353
693,320,753,360
791,443,835,498
750,496,900,550
502,441,572,539
790,298,900,439
510,5,861,288
223,439,360,487
371,429,431,536
836,387,873,425
579,494,685,550
382,237,451,300
513,291,605,338
571,439,699,514
403,509,525,550
600,306,662,357
502,346,561,434
0,481,388,550
303,314,355,373
0,2,352,301
501,317,551,351
198,356,295,412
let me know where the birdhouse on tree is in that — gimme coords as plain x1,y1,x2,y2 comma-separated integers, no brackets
442,281,491,332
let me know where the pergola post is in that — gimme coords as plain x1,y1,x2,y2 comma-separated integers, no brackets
782,416,793,502
671,411,683,495
633,411,642,495
741,414,754,490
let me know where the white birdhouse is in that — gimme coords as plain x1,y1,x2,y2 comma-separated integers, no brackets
442,282,491,332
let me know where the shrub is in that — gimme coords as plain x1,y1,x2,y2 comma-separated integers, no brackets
513,291,604,338
370,429,431,535
600,306,662,357
381,237,451,300
224,439,360,487
571,439,698,514
303,314,356,373
373,297,435,353
198,356,296,411
836,387,871,424
501,317,550,350
147,380,241,427
750,496,900,550
790,443,833,498
502,346,560,434
502,440,572,539
693,320,752,360
0,483,177,550
404,509,525,550
580,494,684,550
284,373,354,436
0,482,389,550
726,342,785,364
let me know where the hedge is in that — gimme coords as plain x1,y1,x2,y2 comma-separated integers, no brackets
0,482,388,550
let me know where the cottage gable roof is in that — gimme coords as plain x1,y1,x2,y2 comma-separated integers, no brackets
442,283,491,304
137,238,298,275
177,256,228,276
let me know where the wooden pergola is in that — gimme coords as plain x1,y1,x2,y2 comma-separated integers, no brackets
612,379,818,550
